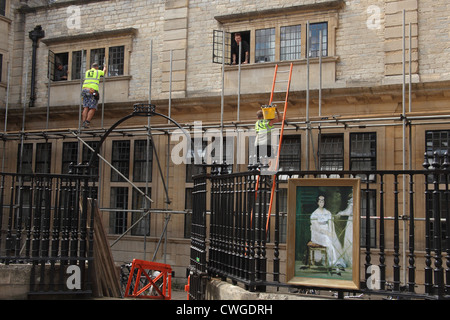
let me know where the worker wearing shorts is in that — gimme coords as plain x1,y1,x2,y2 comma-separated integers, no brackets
81,63,106,129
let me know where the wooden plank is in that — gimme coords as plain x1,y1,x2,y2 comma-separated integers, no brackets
87,198,122,298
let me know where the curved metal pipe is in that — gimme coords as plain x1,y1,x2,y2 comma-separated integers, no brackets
87,104,191,168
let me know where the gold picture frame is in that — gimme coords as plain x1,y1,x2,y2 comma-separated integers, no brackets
286,178,361,290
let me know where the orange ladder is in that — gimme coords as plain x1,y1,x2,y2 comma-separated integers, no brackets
269,63,293,107
253,63,293,232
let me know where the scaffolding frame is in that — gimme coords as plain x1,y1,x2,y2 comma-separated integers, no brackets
1,15,449,282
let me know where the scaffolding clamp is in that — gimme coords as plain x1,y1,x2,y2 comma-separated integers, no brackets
133,103,156,116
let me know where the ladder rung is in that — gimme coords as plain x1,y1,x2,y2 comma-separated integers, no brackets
271,101,286,104
277,70,290,73
275,80,289,83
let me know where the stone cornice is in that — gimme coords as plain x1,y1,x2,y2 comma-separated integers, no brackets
4,79,450,121
17,0,109,14
214,0,345,23
41,27,137,45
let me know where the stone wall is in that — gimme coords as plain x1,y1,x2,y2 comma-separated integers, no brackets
205,279,327,300
0,264,32,300
418,0,450,82
6,0,450,108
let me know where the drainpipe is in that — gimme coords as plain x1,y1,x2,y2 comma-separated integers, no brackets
28,25,45,108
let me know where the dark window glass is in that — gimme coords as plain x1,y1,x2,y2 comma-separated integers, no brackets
111,140,130,182
133,140,152,182
320,134,343,172
110,187,128,234
350,132,376,182
131,187,151,236
360,189,377,248
0,53,3,82
17,143,33,179
72,50,83,80
108,46,124,76
308,22,328,58
0,0,6,16
53,52,68,81
426,130,450,167
281,25,301,61
62,142,78,174
90,48,105,69
35,143,52,174
255,28,275,63
279,135,301,171
82,141,100,176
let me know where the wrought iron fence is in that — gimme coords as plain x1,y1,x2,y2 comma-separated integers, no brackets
0,168,97,296
189,158,450,300
187,172,208,300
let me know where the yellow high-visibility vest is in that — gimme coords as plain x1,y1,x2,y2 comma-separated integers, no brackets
255,119,273,145
82,68,104,91
255,119,273,133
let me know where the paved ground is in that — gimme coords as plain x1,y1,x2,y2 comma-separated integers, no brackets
94,289,187,300
171,289,188,300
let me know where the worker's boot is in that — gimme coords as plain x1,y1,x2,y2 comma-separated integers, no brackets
82,120,90,129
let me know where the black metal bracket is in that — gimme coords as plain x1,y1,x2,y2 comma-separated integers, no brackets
133,103,156,116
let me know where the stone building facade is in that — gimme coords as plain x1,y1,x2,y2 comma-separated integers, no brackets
1,0,450,286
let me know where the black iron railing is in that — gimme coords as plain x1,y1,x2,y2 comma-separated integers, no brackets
0,168,97,296
189,157,450,300
186,172,208,300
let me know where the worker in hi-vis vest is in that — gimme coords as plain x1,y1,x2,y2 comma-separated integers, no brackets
81,62,106,129
254,108,282,162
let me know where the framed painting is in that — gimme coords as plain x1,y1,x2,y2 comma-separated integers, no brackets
286,178,361,290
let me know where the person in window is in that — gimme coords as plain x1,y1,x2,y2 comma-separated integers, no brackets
81,62,106,129
54,63,68,81
231,33,249,65
310,195,346,273
254,108,281,163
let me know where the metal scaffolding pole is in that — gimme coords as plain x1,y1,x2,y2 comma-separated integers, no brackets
237,40,241,122
71,131,154,206
409,22,412,114
401,10,415,286
220,31,226,164
101,57,106,129
168,49,173,124
46,59,51,130
18,58,30,175
78,50,86,134
3,61,10,134
108,209,187,248
5,111,450,143
221,31,225,133
144,39,153,261
408,21,413,168
306,21,310,171
402,9,407,286
1,61,11,172
319,30,323,118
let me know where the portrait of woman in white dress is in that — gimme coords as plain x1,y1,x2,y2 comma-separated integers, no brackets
310,195,346,271
287,178,360,289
